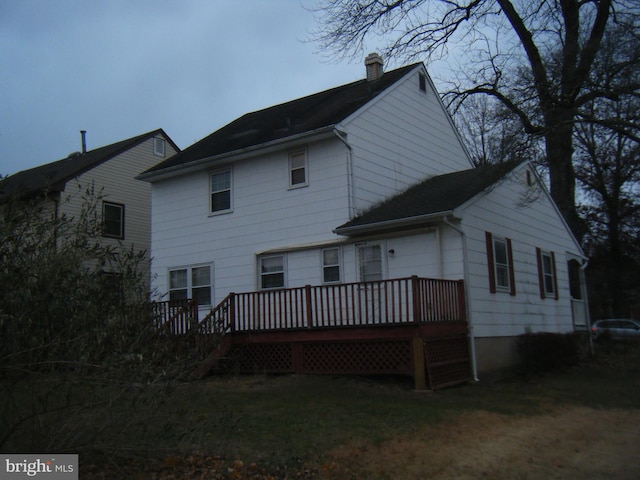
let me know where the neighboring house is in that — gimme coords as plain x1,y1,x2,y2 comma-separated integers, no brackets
139,54,588,380
0,129,180,287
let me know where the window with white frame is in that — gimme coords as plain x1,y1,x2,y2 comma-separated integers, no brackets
486,232,516,295
153,137,166,157
102,201,125,239
259,255,285,289
288,151,307,187
493,237,510,290
322,247,341,283
536,248,558,299
210,169,232,213
169,265,212,306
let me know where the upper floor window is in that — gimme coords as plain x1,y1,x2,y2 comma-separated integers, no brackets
537,248,558,300
322,247,341,283
259,255,285,289
153,138,166,157
419,73,427,92
289,151,307,188
210,169,232,214
102,201,124,239
486,232,516,295
169,264,212,306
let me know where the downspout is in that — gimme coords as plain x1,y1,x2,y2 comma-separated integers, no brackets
333,129,355,219
443,216,479,382
581,258,594,356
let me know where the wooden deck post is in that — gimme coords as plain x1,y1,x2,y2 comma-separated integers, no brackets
412,337,427,390
304,285,313,328
229,293,236,332
411,275,421,323
456,280,466,322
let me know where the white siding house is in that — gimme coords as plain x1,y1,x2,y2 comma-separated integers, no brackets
0,129,180,286
140,57,587,378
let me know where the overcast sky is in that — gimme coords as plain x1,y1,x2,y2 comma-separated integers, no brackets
0,0,413,177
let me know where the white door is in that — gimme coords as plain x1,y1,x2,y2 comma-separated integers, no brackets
357,244,384,323
568,258,588,329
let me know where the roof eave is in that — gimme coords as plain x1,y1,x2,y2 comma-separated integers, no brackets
333,211,455,236
138,125,337,182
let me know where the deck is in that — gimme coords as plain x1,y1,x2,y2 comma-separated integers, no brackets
153,276,472,390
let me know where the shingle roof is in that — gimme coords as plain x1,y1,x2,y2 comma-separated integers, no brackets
0,129,176,200
334,161,523,235
142,63,422,176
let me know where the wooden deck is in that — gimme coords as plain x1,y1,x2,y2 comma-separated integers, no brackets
153,276,472,389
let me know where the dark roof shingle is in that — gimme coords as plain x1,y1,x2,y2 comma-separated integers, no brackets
0,129,174,199
335,161,523,235
143,63,421,175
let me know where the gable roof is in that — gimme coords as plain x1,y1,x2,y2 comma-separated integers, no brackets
0,129,178,200
334,161,523,236
140,63,422,178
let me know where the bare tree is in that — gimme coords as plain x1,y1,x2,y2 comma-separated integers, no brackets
575,96,640,318
453,94,543,166
311,0,640,238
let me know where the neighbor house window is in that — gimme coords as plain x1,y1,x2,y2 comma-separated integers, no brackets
322,247,341,283
169,265,212,306
210,169,232,213
102,201,124,239
486,232,516,295
153,137,166,157
536,248,558,300
259,255,285,289
289,151,307,187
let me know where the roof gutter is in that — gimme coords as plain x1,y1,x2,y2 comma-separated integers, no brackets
137,126,337,182
333,211,454,236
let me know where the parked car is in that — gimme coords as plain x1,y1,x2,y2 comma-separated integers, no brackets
591,319,640,341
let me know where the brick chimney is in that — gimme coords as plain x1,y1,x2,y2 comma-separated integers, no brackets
365,52,383,81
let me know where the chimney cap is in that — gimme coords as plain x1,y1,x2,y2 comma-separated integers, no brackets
365,52,384,81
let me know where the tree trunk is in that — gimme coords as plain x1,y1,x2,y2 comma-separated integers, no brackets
544,110,584,240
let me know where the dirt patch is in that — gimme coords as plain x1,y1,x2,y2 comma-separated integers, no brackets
324,406,640,479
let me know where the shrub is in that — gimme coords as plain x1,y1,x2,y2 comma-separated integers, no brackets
516,332,584,377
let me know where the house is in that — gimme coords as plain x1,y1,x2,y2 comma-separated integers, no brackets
0,129,180,287
139,54,588,384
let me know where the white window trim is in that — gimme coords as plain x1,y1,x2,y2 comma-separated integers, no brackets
288,150,308,189
258,254,286,290
209,168,233,215
322,247,342,284
492,236,511,292
102,201,125,239
168,264,213,306
153,137,166,157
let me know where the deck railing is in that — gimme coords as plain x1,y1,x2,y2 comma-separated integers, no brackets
151,298,199,334
154,276,465,336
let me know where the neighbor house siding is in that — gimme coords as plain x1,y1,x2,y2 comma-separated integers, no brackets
59,135,178,263
342,68,472,215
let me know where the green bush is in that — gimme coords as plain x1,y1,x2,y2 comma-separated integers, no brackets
516,332,584,377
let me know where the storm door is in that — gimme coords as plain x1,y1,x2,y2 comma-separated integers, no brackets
356,244,384,324
568,258,588,329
